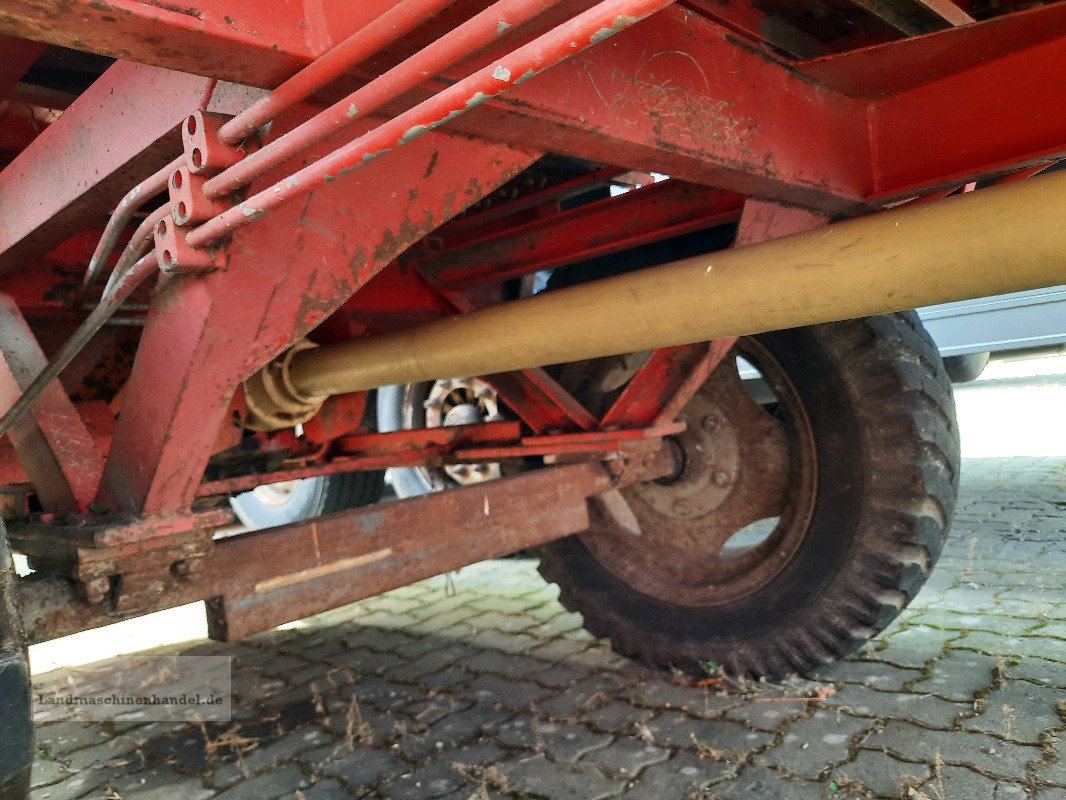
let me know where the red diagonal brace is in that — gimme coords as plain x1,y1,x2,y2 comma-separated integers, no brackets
0,294,105,513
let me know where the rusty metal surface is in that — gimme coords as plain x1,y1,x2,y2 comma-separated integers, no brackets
17,455,672,644
7,506,234,549
581,345,817,606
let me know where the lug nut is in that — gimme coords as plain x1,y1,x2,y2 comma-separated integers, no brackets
672,498,692,515
701,414,719,432
712,470,731,487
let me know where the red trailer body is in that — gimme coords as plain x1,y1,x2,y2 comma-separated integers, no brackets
1,2,1065,794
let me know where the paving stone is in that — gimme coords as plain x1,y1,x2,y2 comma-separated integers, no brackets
867,625,958,668
418,666,475,692
532,661,597,689
579,737,670,778
464,610,540,635
107,765,216,800
29,760,73,789
954,632,1066,662
294,778,347,799
30,771,111,800
398,702,509,760
1032,751,1066,785
34,720,111,756
756,710,874,779
615,751,736,799
304,744,408,789
820,684,970,729
861,719,1042,781
1003,656,1066,689
213,763,308,800
810,660,922,691
325,646,405,674
210,726,333,788
26,451,1066,800
963,679,1065,744
930,764,1030,800
581,701,657,734
464,673,552,711
713,766,828,800
911,651,999,701
645,712,772,756
499,754,625,800
377,741,506,800
722,697,811,731
493,718,612,762
405,693,474,727
536,675,625,718
1036,620,1066,639
527,637,592,664
456,648,546,677
830,750,930,798
388,645,471,682
624,680,729,713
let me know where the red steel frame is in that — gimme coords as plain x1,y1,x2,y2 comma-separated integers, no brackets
0,0,1064,636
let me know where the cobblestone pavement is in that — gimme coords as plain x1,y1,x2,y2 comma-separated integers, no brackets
29,456,1066,800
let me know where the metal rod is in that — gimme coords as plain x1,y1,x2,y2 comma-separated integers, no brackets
186,0,677,248
282,168,1066,397
217,0,460,145
205,0,568,198
77,158,178,301
0,218,164,438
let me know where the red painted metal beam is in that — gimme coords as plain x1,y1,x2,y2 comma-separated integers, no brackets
0,0,314,88
483,369,599,433
866,13,1066,200
0,294,104,514
0,62,214,276
97,108,540,516
2,4,1064,211
0,34,43,100
415,180,745,290
450,8,874,212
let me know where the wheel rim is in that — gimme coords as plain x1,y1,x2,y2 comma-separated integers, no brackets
250,480,301,507
579,338,818,606
403,377,502,488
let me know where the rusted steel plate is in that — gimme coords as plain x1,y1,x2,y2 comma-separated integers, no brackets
206,462,605,640
17,458,669,643
0,294,104,513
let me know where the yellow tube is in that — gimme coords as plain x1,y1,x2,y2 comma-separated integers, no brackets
288,170,1066,397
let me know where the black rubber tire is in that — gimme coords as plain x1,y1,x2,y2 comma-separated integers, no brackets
0,520,32,800
537,312,960,679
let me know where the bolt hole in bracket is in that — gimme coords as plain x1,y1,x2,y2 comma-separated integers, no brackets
154,111,245,273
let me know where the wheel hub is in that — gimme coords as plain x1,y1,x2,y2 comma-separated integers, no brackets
579,340,817,606
422,377,502,486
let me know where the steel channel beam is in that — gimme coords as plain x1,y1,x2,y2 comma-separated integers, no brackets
16,458,668,644
415,181,745,290
2,5,1063,209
